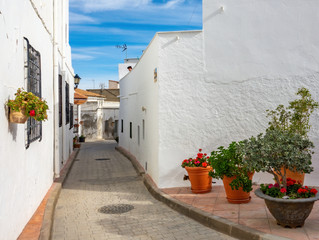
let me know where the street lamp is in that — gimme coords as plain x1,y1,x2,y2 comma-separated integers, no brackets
74,74,81,89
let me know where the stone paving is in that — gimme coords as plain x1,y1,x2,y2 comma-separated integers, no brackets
51,141,235,240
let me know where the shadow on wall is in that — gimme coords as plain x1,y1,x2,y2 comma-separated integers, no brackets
5,103,17,141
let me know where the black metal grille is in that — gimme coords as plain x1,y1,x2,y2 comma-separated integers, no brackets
25,38,42,149
70,104,73,129
59,75,62,127
65,82,70,124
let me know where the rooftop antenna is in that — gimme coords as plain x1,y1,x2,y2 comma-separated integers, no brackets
116,44,127,59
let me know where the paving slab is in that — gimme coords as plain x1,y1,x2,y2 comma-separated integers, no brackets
51,141,235,240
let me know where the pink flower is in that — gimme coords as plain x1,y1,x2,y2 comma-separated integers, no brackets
280,188,287,193
274,183,280,188
268,184,274,189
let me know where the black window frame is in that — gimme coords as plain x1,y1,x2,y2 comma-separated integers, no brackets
69,104,74,129
130,122,132,139
121,119,123,133
24,38,42,149
65,82,70,125
59,75,63,127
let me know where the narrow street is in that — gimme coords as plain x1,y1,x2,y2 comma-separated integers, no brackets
51,141,235,240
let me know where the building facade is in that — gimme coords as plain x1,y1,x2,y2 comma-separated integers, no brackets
119,0,319,189
0,0,74,239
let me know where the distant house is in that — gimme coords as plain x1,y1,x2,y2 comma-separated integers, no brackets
118,0,319,189
0,0,75,239
75,88,120,140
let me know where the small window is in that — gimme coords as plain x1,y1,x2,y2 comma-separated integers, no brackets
59,75,62,127
65,82,70,124
69,104,73,129
24,38,42,149
121,119,123,133
142,119,145,140
130,122,132,139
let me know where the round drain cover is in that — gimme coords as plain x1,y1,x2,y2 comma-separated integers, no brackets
98,204,134,214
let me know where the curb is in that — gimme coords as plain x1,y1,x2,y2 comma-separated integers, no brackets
39,148,80,240
115,146,289,240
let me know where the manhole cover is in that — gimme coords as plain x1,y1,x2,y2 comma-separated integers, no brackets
95,158,110,161
98,204,134,214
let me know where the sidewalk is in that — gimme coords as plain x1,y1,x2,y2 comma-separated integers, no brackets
161,186,319,240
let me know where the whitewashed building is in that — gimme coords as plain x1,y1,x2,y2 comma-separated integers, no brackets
0,0,75,239
119,0,319,189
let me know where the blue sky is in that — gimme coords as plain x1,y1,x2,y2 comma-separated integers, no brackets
69,0,202,90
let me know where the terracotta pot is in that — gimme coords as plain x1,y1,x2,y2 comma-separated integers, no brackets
185,166,212,194
275,168,305,185
255,188,319,227
9,107,28,124
223,172,254,204
73,143,81,148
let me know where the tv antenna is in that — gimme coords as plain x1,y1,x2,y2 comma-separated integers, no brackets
116,44,127,59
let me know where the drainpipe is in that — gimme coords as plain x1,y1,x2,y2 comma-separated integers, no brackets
53,0,60,178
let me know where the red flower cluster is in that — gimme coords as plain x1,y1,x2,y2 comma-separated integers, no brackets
181,149,211,168
261,178,318,199
29,110,35,117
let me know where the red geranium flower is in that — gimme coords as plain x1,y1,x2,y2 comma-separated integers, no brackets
280,188,287,193
202,162,208,168
310,189,318,195
199,148,202,152
29,110,36,116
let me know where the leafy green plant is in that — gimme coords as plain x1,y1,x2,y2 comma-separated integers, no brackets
7,88,48,121
208,142,253,193
241,129,314,190
267,87,318,137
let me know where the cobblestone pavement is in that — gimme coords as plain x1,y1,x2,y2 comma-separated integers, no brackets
52,141,235,240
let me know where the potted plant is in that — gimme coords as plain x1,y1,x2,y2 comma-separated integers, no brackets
181,149,212,193
73,136,80,148
266,87,318,183
208,142,254,204
79,135,86,142
242,129,318,227
6,88,49,123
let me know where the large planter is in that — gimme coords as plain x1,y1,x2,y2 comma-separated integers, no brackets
223,172,254,204
255,188,319,228
185,166,212,194
9,107,28,124
79,136,86,142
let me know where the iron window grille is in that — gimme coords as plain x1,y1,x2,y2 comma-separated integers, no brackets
65,82,70,125
59,75,63,127
24,38,42,149
70,104,74,129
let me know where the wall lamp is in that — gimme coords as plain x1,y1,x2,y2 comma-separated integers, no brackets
74,74,81,89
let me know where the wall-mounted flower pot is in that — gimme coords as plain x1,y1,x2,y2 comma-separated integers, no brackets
255,188,319,227
185,166,212,193
223,172,254,204
79,136,85,142
9,107,28,124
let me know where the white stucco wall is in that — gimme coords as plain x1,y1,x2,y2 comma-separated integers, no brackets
202,0,319,186
118,63,137,80
157,31,205,188
119,37,160,184
0,0,74,239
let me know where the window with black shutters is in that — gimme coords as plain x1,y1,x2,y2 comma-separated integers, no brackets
65,82,70,124
70,104,73,129
24,38,42,149
59,75,62,127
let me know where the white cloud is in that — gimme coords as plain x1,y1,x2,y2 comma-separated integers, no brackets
70,0,187,13
72,53,95,61
69,12,97,24
70,0,151,12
